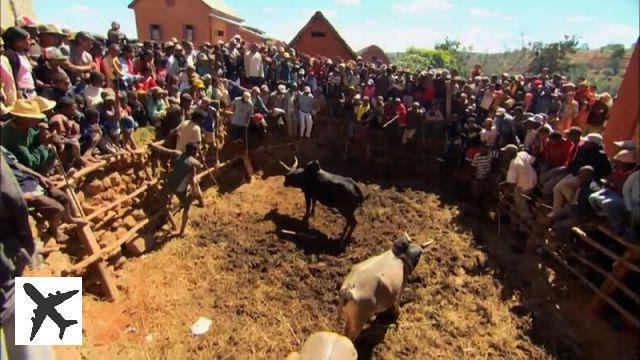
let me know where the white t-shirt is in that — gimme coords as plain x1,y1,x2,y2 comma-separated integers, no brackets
244,52,263,78
175,120,202,153
506,151,537,190
84,85,104,107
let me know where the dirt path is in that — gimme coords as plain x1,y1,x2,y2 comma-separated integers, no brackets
76,176,554,359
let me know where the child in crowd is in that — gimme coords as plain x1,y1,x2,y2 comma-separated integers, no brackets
99,89,121,149
84,71,105,107
119,94,138,151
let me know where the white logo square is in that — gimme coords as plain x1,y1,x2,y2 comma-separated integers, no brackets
14,277,83,345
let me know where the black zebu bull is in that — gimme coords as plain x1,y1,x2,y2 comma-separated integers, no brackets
281,157,365,246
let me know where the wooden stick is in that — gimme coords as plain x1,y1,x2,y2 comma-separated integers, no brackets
382,115,399,128
588,249,640,313
85,180,157,222
597,225,640,253
70,160,108,181
280,229,320,240
572,227,639,272
73,223,119,300
542,244,639,328
570,251,640,305
278,310,300,346
194,160,233,182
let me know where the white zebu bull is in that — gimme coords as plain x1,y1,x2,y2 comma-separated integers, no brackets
339,233,423,340
286,331,357,360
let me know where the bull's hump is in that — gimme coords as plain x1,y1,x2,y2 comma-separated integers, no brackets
342,252,403,292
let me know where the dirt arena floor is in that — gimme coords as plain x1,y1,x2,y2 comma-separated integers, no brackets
68,152,638,359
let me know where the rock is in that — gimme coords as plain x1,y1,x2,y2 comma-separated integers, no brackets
123,215,137,229
124,234,157,256
115,227,128,239
109,173,122,187
111,219,122,231
113,255,127,269
132,210,146,221
101,178,112,190
100,231,116,245
84,180,103,197
46,252,71,275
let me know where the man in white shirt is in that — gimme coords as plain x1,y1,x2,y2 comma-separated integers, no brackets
500,144,537,220
175,109,204,153
244,43,263,87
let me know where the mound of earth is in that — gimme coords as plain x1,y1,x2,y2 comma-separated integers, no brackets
80,176,550,359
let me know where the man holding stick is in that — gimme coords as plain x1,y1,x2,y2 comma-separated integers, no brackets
149,141,203,236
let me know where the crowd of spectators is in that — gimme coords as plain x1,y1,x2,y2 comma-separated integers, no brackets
1,18,638,358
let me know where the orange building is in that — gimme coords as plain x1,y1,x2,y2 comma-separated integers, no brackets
357,45,390,64
128,0,266,45
289,11,356,62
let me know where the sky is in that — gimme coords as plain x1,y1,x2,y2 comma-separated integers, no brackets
32,0,639,53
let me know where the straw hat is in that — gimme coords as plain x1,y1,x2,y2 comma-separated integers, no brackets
9,99,46,120
598,92,613,107
613,149,637,164
585,133,603,145
34,96,56,112
102,88,116,102
39,24,65,36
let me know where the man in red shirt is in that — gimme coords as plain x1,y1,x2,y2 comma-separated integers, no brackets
393,97,407,128
542,131,573,169
539,127,582,195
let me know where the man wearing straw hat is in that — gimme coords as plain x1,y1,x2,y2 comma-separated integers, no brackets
1,99,55,174
584,92,611,134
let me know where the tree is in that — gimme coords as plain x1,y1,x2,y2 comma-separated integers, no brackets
528,35,580,74
605,44,627,75
393,47,458,73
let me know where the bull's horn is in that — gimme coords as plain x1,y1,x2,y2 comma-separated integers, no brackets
279,160,291,172
292,156,299,169
404,231,411,242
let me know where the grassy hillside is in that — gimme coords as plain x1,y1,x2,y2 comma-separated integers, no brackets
390,46,634,96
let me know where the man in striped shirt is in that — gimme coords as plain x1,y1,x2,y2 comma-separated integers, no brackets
471,144,493,205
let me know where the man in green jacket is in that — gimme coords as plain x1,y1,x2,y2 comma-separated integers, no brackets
1,99,55,174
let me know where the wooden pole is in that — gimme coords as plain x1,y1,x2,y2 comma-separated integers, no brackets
571,251,640,305
74,223,119,300
588,249,640,313
68,212,164,274
542,244,639,328
572,227,640,272
84,180,157,222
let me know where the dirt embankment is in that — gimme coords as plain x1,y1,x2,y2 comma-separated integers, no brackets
78,171,552,359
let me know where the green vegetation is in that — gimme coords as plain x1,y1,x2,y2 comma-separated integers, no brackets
393,47,458,73
390,38,633,96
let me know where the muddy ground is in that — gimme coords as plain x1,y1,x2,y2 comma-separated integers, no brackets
53,119,638,359
72,159,637,359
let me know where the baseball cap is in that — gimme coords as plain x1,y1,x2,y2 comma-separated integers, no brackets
500,144,518,153
44,47,68,61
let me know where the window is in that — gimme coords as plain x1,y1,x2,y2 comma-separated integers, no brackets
165,0,175,6
150,24,161,41
217,30,224,37
184,25,194,41
311,31,326,38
